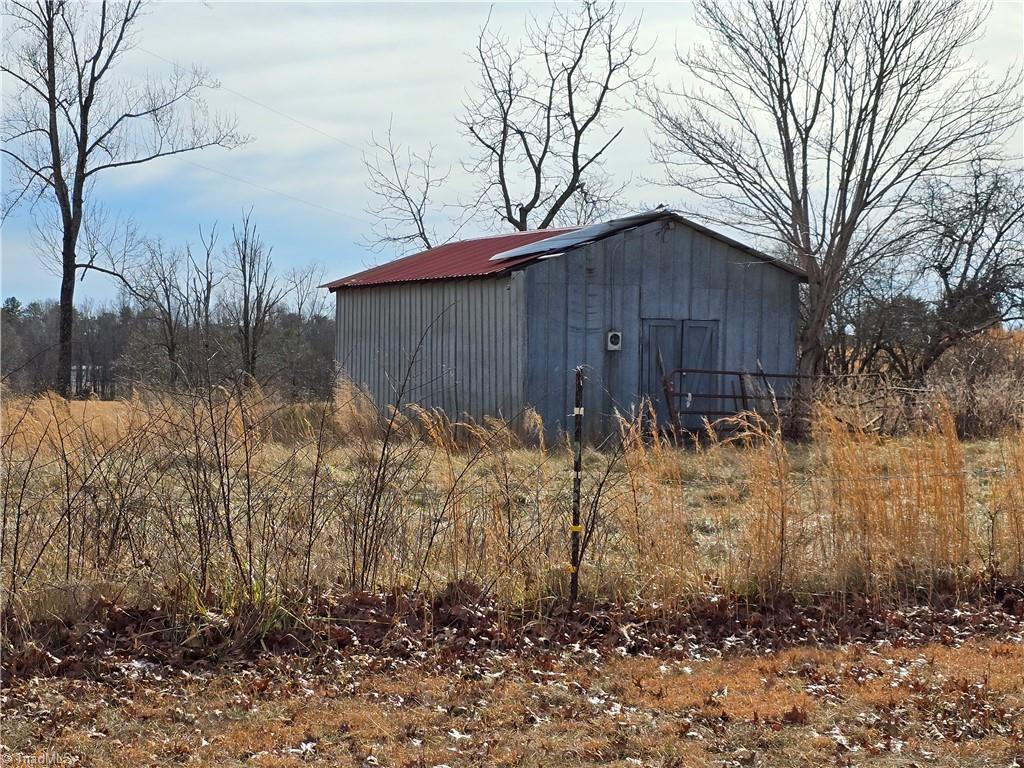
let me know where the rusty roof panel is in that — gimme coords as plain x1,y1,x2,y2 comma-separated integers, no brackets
323,228,577,290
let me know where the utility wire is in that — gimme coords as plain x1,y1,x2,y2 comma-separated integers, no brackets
137,46,362,151
136,46,370,223
176,158,366,224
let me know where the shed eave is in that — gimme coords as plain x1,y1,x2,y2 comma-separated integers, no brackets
325,270,520,292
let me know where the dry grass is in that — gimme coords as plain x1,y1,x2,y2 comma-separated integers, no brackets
4,386,1024,766
1,386,1023,631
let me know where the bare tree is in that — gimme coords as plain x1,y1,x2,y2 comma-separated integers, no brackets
902,160,1024,378
362,121,467,254
131,226,221,388
1,0,246,396
182,226,221,386
363,2,647,245
138,239,187,385
827,160,1024,380
221,211,285,382
648,0,1021,387
463,2,647,231
286,262,328,323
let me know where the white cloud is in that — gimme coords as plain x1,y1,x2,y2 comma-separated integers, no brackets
3,0,1022,302
112,2,697,210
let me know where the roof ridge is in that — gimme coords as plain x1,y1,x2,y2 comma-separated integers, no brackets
323,211,807,290
428,225,578,246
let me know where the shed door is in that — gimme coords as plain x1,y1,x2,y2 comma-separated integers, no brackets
680,320,720,428
641,319,682,424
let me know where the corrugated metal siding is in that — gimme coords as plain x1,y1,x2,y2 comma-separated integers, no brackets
333,217,801,440
524,219,802,438
335,275,526,422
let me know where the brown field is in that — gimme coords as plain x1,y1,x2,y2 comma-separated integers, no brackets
2,388,1024,766
4,637,1023,766
3,388,1022,609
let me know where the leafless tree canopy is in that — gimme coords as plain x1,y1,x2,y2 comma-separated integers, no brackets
361,121,470,254
138,238,187,384
287,262,328,325
829,179,1024,385
463,2,645,231
648,0,1021,379
1,0,246,394
222,211,285,381
887,160,1024,378
914,164,1024,317
362,2,646,252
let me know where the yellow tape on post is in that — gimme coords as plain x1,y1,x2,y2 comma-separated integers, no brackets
569,524,583,533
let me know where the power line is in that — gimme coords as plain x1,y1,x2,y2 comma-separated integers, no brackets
135,46,371,223
136,46,362,151
176,158,368,224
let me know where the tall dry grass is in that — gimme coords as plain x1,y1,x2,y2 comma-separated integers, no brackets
2,385,1022,637
808,405,970,594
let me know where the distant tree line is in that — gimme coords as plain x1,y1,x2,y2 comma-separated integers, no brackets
2,212,335,400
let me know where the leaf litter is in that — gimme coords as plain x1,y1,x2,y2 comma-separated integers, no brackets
3,582,1024,766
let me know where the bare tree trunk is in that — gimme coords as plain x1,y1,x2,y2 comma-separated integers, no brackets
56,256,75,397
793,336,822,436
3,2,244,396
56,220,85,397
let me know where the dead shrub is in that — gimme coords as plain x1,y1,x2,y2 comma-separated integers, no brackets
2,382,1023,647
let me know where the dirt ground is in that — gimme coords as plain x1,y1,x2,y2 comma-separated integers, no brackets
4,635,1023,768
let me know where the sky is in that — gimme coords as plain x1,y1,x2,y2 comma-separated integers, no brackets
2,0,1023,305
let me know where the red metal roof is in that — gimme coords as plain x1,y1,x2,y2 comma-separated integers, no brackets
323,228,578,290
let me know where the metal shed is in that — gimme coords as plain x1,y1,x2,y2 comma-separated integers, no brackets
325,210,807,440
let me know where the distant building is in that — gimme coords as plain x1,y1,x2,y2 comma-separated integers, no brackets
69,363,118,399
324,210,806,440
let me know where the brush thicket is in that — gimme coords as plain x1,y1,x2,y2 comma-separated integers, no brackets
2,387,1022,635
